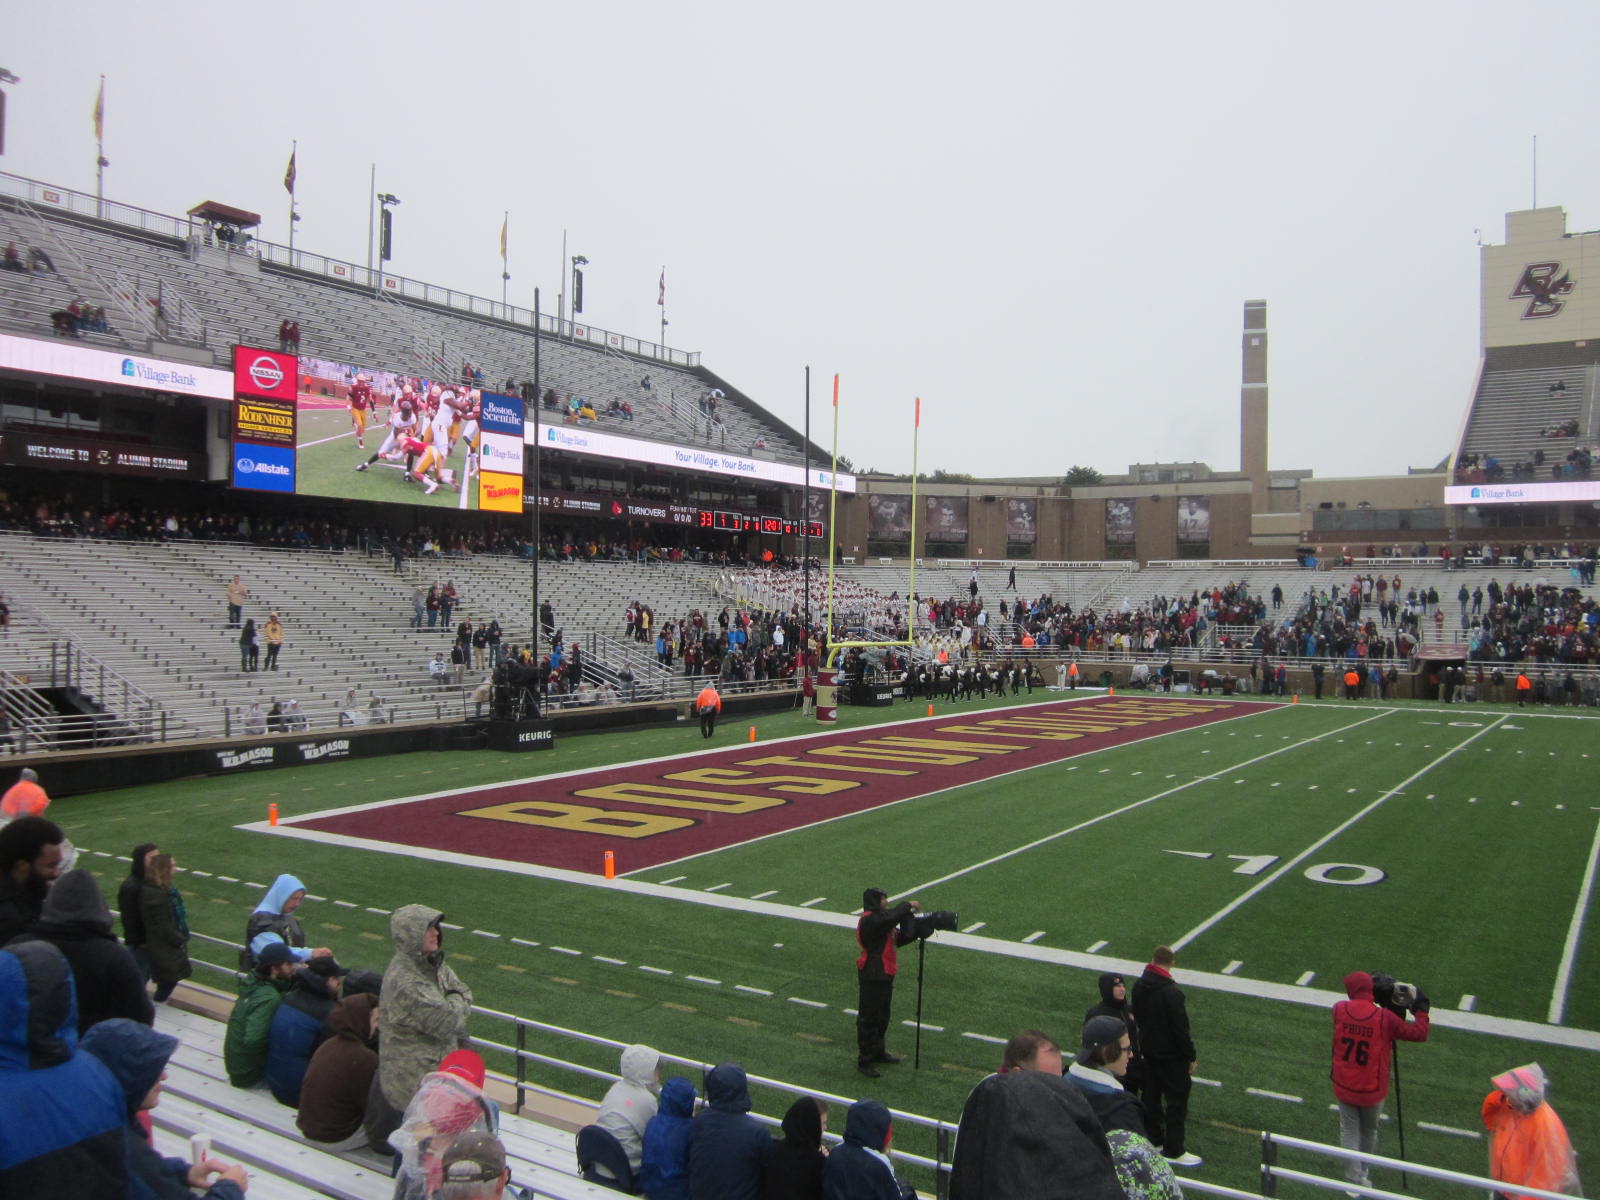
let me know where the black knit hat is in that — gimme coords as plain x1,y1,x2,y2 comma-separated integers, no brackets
1078,1015,1127,1066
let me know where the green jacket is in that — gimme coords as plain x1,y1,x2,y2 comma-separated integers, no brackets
223,971,290,1087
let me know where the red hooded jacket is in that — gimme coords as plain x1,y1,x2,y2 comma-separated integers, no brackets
1330,972,1429,1106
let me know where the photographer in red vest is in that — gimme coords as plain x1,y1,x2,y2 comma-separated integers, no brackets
854,888,919,1078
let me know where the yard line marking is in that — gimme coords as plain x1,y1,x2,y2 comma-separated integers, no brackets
1418,1122,1481,1140
1175,715,1508,953
1022,931,1046,944
843,1008,858,1016
1247,1088,1302,1103
736,985,773,996
511,937,540,948
703,883,731,892
1549,811,1600,1024
217,876,238,883
903,1020,944,1031
440,922,463,930
244,882,265,889
91,850,111,858
686,975,722,986
1087,940,1109,953
962,922,987,934
189,870,212,877
660,876,686,885
1459,995,1476,1012
1222,961,1244,975
789,997,827,1008
1296,971,1316,986
550,946,581,956
962,1032,1007,1044
799,897,827,907
751,890,778,900
898,709,1396,898
365,907,391,915
333,900,358,909
639,966,672,975
1193,1077,1222,1088
593,955,626,966
472,930,501,939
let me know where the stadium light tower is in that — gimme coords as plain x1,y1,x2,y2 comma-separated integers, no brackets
0,69,17,159
369,189,400,293
571,254,588,317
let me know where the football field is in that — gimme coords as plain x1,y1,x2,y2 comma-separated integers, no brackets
54,691,1600,1189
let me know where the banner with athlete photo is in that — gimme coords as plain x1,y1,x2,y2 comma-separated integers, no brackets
923,495,969,542
1176,495,1211,543
1105,498,1136,546
868,494,913,539
1006,498,1037,544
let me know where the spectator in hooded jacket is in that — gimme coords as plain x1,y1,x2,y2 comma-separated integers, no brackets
595,1043,660,1183
297,991,379,1150
761,1096,828,1200
948,1069,1122,1200
0,815,66,946
0,942,128,1197
1084,970,1143,1095
116,843,158,983
688,1062,770,1200
641,1074,697,1200
1482,1063,1580,1200
243,874,330,968
266,955,349,1107
79,1018,249,1199
822,1099,906,1200
374,904,474,1148
9,867,152,1033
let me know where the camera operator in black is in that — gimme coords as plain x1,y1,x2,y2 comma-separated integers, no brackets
855,887,919,1078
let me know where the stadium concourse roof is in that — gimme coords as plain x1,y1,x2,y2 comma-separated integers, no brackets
185,201,260,228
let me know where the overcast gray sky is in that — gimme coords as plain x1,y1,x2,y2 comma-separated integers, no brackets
9,1,1600,481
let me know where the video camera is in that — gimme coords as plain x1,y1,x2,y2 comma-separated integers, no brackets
1371,971,1429,1016
905,909,960,940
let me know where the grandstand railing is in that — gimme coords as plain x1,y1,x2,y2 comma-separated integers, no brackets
0,639,177,751
182,932,956,1188
0,169,701,369
1259,1132,1577,1200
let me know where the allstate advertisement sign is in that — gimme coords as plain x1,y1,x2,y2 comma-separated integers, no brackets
232,441,296,493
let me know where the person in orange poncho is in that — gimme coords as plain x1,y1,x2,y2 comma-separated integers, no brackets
1482,1063,1580,1200
695,684,722,739
0,769,49,819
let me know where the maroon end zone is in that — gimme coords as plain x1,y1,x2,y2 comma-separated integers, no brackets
289,696,1275,873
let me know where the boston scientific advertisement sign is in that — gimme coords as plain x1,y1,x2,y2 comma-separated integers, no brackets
0,332,232,399
529,422,856,493
1445,480,1600,506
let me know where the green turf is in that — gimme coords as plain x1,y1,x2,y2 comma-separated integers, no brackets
56,692,1600,1193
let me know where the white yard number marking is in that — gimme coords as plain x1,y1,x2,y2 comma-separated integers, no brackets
1303,862,1386,886
1227,855,1278,876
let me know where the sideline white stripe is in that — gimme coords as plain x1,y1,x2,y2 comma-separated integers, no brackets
1174,716,1507,953
962,1032,1007,1044
1418,1122,1481,1140
1549,812,1600,1024
897,708,1392,897
1246,1088,1302,1103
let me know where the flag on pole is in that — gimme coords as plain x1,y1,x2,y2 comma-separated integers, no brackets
832,374,839,406
283,148,297,195
657,268,665,306
93,78,104,143
499,214,508,262
915,396,921,427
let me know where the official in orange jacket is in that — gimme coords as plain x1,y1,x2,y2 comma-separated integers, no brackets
0,769,49,819
695,684,722,739
1482,1063,1580,1200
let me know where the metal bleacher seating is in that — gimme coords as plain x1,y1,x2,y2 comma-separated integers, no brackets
1456,355,1597,474
152,999,614,1200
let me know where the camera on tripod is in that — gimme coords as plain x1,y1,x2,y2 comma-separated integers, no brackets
1371,971,1422,1016
905,909,959,940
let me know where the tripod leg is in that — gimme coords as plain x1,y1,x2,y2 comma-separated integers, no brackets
914,939,926,1070
1392,1043,1406,1188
